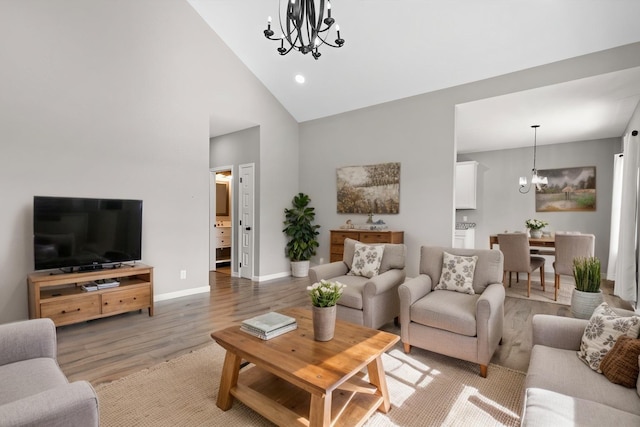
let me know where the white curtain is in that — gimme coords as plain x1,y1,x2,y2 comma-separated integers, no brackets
614,131,640,306
607,153,623,280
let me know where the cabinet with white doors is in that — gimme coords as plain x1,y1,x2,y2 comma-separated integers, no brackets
455,161,478,209
215,224,232,265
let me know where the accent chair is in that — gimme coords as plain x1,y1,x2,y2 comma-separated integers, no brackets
398,246,505,377
498,233,545,297
309,238,406,329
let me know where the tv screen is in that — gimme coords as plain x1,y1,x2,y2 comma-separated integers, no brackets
33,196,143,271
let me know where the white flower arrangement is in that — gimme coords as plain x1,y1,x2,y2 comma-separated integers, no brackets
525,219,548,231
307,280,346,307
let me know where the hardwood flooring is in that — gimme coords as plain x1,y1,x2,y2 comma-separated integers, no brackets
56,273,630,386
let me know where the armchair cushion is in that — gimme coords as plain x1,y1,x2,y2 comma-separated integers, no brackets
434,252,477,294
410,290,480,337
0,358,68,405
348,243,384,278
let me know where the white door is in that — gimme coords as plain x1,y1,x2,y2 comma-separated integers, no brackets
239,163,255,279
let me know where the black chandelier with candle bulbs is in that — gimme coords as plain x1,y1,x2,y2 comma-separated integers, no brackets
263,0,344,60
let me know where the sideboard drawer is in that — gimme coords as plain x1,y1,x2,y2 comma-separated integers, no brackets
329,230,404,262
102,287,151,314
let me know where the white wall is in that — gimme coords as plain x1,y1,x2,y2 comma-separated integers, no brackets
457,137,622,269
299,43,640,277
0,0,298,323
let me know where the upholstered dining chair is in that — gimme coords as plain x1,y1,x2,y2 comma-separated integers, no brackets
553,232,595,301
497,233,545,297
398,246,505,378
309,238,406,329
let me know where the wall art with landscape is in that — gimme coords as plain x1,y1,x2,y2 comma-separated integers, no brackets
336,162,400,214
535,166,596,212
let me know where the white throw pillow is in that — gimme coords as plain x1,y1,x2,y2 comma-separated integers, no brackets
348,243,384,279
577,302,640,373
434,251,477,295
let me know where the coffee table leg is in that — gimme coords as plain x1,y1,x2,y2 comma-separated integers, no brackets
216,350,241,410
308,393,331,427
367,356,392,413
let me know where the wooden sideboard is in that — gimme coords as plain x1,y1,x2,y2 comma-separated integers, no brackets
330,229,404,262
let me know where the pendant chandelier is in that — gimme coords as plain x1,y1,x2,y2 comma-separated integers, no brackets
519,125,548,194
263,0,344,60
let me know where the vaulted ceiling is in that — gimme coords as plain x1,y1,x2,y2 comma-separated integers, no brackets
189,1,640,152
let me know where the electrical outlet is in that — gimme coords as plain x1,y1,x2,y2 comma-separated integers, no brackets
180,270,187,280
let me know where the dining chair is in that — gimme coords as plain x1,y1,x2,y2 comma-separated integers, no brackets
497,233,545,297
553,232,595,301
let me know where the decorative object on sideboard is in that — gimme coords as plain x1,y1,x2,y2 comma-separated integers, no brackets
519,125,548,194
263,0,344,60
307,280,345,341
570,256,603,319
283,193,321,277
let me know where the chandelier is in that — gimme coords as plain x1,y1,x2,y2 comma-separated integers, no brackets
519,125,548,194
263,0,344,60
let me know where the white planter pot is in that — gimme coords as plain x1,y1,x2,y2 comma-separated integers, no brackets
530,229,543,238
570,289,604,319
290,260,310,278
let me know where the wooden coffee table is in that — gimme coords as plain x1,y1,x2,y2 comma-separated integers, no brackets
210,307,399,427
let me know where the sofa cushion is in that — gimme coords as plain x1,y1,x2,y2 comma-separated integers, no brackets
348,243,384,278
522,387,640,427
527,344,640,416
578,302,640,372
434,252,477,294
378,243,405,274
409,290,479,337
0,358,68,405
599,335,640,388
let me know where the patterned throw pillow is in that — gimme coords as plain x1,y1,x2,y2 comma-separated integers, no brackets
577,302,640,373
434,252,477,295
599,335,640,388
348,243,384,279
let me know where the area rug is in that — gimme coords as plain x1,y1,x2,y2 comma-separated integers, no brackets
96,341,525,426
504,274,573,306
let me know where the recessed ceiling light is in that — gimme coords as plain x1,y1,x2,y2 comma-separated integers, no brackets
295,74,305,84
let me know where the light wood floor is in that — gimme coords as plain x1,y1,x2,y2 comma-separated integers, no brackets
56,272,630,386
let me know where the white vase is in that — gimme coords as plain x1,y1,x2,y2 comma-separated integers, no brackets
290,260,310,277
530,230,543,238
570,289,604,319
312,305,336,341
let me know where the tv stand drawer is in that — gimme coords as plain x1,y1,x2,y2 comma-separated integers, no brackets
102,287,151,314
41,295,101,325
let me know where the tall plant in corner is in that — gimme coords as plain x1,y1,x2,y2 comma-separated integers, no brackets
283,193,320,277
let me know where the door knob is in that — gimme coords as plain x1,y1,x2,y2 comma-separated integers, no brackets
245,227,251,231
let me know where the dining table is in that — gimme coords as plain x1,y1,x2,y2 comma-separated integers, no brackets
489,235,556,254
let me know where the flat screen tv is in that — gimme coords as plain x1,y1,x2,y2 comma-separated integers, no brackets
33,196,143,272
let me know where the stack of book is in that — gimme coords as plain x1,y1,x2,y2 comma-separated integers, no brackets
240,312,297,340
81,279,121,292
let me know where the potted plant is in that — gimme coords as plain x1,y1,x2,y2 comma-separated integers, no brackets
525,219,548,238
570,256,603,319
307,280,346,341
283,193,320,277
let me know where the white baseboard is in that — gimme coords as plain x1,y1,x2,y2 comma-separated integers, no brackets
256,271,292,282
154,285,210,302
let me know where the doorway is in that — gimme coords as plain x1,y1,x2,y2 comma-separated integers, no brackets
210,167,233,274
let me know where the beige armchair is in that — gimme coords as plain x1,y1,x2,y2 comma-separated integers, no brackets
553,233,595,301
398,246,505,377
309,238,406,329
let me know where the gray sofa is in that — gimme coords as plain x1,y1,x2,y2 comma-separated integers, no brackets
0,318,99,427
523,313,640,426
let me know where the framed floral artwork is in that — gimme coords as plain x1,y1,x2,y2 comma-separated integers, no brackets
336,162,400,214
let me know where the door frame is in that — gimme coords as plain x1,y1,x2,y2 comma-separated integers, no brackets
210,166,234,274
238,163,255,280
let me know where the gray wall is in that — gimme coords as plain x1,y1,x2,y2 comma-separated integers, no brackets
457,138,622,271
0,0,298,323
210,126,260,276
299,43,640,277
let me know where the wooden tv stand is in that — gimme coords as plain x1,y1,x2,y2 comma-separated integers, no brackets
27,263,154,327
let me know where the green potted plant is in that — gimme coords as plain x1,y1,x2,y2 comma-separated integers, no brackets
570,256,603,319
283,193,320,277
